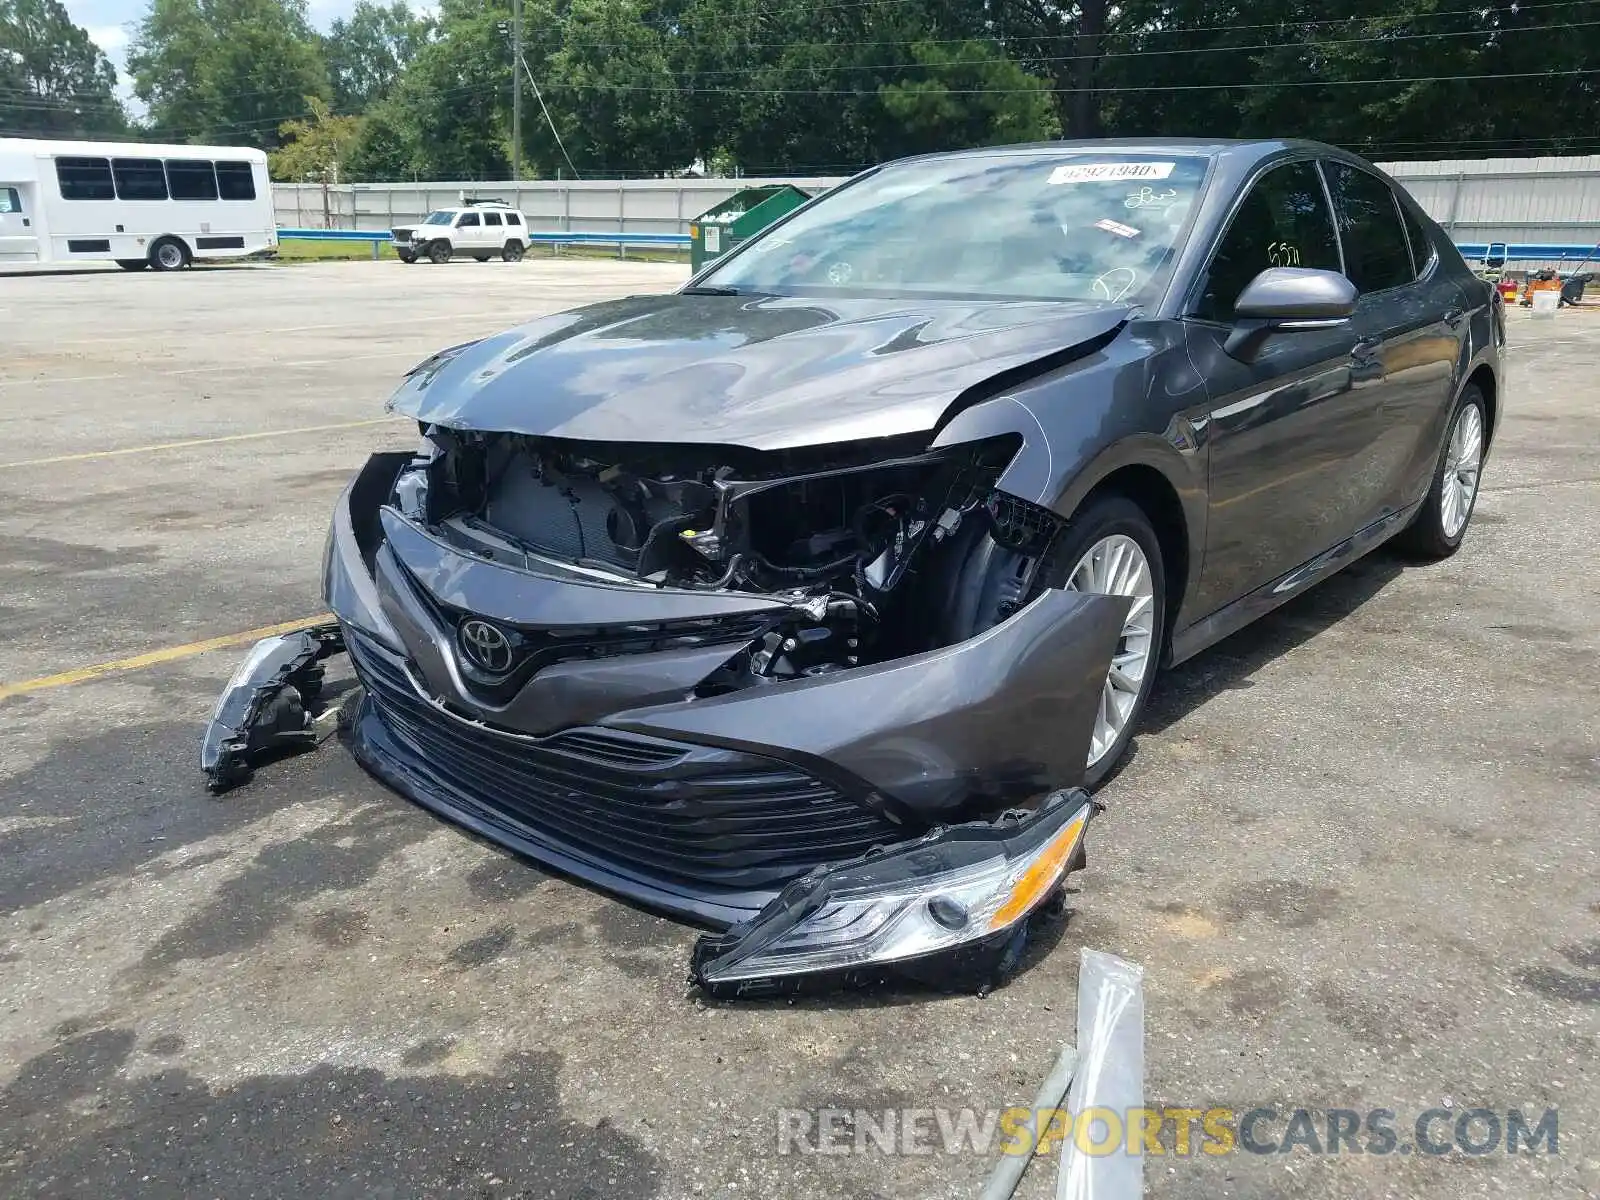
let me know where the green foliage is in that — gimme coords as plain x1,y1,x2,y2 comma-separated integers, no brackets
269,93,362,180
324,1,431,114
0,0,127,136
28,0,1600,170
127,0,329,147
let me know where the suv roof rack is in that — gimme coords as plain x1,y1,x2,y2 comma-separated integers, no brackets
461,196,511,207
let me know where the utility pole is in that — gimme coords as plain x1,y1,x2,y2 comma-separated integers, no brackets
511,0,523,180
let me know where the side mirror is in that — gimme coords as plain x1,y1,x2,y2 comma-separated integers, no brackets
1224,267,1357,360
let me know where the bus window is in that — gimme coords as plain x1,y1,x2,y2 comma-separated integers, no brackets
113,158,169,201
56,157,115,200
215,161,256,201
166,160,219,201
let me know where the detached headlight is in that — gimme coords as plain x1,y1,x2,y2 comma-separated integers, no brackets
690,789,1097,997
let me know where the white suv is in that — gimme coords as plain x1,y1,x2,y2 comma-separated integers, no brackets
392,201,531,264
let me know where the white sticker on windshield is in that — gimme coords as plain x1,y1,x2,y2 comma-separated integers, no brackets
1049,161,1175,185
1094,218,1142,239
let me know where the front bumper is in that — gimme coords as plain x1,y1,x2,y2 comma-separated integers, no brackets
323,453,1128,928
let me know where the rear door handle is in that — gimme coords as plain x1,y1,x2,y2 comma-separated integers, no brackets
1444,307,1465,328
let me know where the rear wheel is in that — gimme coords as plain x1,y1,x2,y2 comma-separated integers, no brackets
427,241,452,265
115,259,148,272
1395,385,1487,560
149,237,189,271
502,240,525,263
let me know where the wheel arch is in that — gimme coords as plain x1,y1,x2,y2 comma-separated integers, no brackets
1464,363,1497,448
1056,453,1197,660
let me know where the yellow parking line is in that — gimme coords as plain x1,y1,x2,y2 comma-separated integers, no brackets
0,614,334,700
0,418,401,469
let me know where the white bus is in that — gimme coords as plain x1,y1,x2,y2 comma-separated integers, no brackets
0,137,276,271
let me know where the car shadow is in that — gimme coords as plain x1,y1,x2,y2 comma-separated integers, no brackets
1142,548,1408,736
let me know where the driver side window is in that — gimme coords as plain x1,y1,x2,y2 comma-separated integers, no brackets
1193,161,1340,322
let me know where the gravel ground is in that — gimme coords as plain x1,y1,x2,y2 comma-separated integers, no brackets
0,260,1594,1199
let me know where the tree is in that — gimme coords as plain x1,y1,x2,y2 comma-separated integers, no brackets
324,0,431,114
127,0,330,147
0,0,127,136
880,40,1060,158
269,93,362,179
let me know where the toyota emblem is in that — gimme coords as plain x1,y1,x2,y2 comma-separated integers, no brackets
459,619,514,673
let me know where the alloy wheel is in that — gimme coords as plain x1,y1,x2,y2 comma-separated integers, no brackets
1064,534,1156,768
1440,403,1484,539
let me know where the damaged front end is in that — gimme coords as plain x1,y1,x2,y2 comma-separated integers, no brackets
205,416,1128,989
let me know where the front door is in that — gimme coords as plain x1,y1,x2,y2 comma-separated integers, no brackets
0,184,40,262
1183,158,1375,616
454,210,483,251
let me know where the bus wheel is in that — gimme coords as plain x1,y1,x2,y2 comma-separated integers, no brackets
149,238,190,271
116,259,149,271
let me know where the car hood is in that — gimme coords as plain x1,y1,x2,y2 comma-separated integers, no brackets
387,292,1130,450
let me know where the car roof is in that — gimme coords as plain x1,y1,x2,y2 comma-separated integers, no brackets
886,137,1358,169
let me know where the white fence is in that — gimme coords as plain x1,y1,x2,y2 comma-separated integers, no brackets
272,178,846,236
273,157,1600,258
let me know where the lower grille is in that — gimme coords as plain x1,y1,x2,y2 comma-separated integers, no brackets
346,630,903,888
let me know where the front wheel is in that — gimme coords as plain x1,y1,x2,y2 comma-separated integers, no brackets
502,240,525,263
396,250,417,264
427,241,452,265
1040,496,1166,786
1395,385,1487,559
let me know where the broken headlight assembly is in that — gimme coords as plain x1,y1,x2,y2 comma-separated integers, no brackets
690,788,1098,997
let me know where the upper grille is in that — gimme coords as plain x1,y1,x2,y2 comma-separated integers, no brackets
346,629,904,889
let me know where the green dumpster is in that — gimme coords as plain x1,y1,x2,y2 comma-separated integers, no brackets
689,185,811,272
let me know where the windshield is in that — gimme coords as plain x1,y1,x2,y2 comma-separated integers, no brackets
700,152,1211,305
423,210,453,225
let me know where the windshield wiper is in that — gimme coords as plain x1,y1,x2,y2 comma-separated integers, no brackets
681,285,743,296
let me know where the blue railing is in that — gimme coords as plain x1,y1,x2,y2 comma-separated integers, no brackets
277,227,690,257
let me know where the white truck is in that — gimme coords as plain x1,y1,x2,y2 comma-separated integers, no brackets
390,199,531,264
0,137,275,270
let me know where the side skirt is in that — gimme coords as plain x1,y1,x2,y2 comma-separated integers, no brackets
1166,500,1422,667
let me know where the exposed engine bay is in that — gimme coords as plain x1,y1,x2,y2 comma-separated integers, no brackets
389,427,1068,686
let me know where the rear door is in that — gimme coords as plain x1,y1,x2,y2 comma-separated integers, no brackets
482,208,504,249
1183,158,1369,615
0,183,39,261
1321,160,1463,523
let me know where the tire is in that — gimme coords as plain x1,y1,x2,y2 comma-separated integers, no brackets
943,493,1166,789
427,241,452,265
396,250,417,264
1394,385,1488,560
502,240,525,263
149,237,189,271
115,259,149,272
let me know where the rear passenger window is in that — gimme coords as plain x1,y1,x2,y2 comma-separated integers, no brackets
504,211,522,226
56,157,115,200
215,161,256,200
113,158,168,201
166,160,219,201
1398,202,1435,275
484,211,502,226
1323,162,1413,292
1193,160,1341,322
